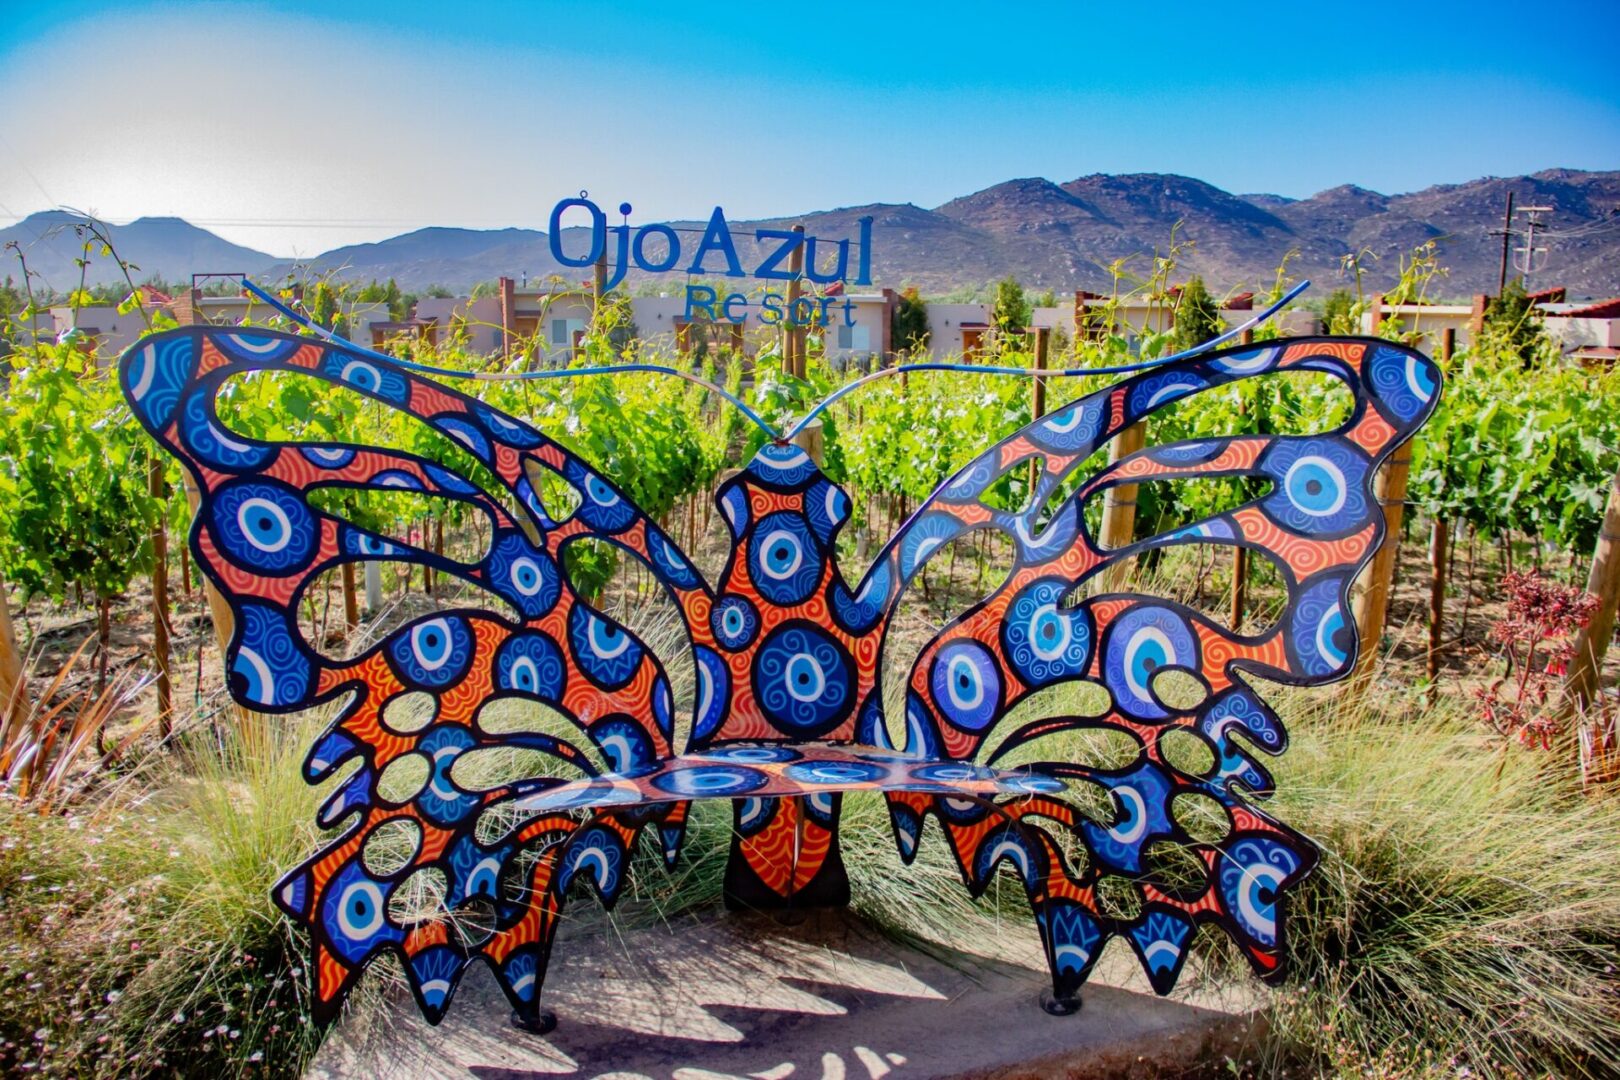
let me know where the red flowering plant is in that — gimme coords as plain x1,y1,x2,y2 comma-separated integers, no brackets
1476,571,1598,749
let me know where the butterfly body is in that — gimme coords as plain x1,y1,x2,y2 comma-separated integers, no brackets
120,326,1438,1027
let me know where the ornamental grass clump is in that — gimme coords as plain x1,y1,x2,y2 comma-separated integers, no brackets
0,715,331,1078
1263,688,1620,1077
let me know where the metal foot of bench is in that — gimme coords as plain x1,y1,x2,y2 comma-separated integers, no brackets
1039,989,1082,1016
509,1007,557,1035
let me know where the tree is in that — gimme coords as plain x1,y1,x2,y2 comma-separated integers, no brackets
891,286,929,358
1481,277,1549,368
308,282,339,330
1322,288,1355,335
991,276,1030,351
1167,277,1223,353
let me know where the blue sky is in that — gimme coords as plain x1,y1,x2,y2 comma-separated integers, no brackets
2,0,1616,255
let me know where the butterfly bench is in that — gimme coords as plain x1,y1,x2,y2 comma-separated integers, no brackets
120,324,1438,1034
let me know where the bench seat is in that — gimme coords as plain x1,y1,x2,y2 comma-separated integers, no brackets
515,743,1069,814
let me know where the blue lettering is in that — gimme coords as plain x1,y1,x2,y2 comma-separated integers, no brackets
760,292,784,325
683,285,719,320
632,224,680,273
686,207,745,278
550,197,604,268
805,236,848,285
752,229,802,281
722,293,751,324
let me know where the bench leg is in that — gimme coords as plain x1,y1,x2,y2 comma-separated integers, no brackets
723,795,850,911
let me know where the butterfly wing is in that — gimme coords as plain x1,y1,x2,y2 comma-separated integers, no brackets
120,326,712,1022
861,337,1440,993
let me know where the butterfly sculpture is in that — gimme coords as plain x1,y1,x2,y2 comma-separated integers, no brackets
119,320,1438,1033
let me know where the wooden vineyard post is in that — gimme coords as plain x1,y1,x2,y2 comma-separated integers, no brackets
1427,516,1449,704
1029,327,1050,490
1350,449,1413,689
1561,466,1620,720
148,456,173,735
1441,327,1456,366
784,224,806,380
341,563,361,632
1230,329,1253,631
0,569,25,737
1099,422,1147,591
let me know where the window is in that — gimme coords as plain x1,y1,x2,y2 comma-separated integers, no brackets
551,319,569,345
835,323,871,352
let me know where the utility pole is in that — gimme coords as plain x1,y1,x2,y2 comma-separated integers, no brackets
1496,191,1515,294
1513,204,1553,282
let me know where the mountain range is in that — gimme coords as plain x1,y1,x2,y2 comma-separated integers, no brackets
4,169,1617,299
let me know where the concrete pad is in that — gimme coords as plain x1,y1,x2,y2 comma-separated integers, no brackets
309,910,1263,1080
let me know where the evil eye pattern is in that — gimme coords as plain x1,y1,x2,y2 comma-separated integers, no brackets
1367,344,1438,423
753,623,854,737
898,512,960,581
219,332,304,363
1041,901,1102,990
1129,911,1193,993
1209,346,1280,375
650,765,770,798
717,483,751,538
563,460,637,532
711,596,760,649
1200,686,1285,754
802,480,850,544
747,442,819,487
1260,439,1369,534
179,390,276,470
1029,399,1105,452
699,745,801,764
1148,440,1222,465
558,826,626,897
231,603,310,707
122,335,195,429
1002,578,1091,687
302,445,357,470
424,463,479,496
446,835,506,901
417,725,479,826
567,606,643,691
475,403,543,449
1081,763,1174,874
212,481,317,572
1001,772,1069,795
1289,574,1352,677
321,862,401,965
783,760,886,786
321,352,409,404
493,632,567,700
1218,836,1302,948
648,532,702,590
590,716,656,773
431,415,492,462
692,647,730,742
373,469,423,491
912,761,998,784
388,616,473,689
929,642,1002,733
409,946,464,1017
1104,606,1199,720
748,513,821,606
500,952,539,1004
1129,370,1209,414
832,561,890,635
487,532,561,618
972,826,1040,890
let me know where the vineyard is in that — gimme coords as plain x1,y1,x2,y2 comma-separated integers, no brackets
4,250,1620,1078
